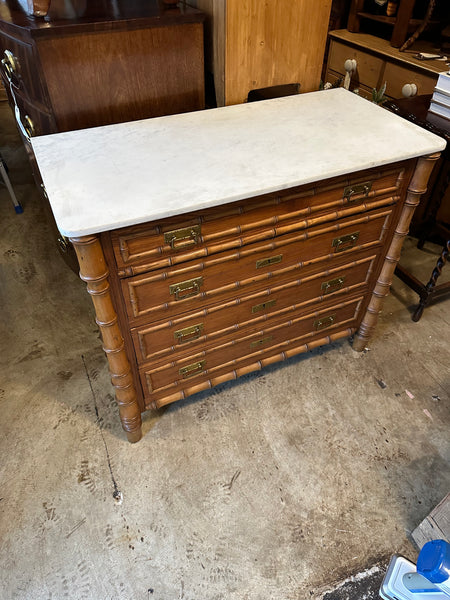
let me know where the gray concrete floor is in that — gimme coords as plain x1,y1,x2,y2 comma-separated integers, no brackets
1,100,449,600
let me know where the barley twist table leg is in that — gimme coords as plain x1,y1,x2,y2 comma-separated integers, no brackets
353,153,441,352
70,235,142,442
412,237,450,322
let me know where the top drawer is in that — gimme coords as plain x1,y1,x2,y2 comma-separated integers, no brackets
327,39,383,89
110,164,408,277
0,33,48,106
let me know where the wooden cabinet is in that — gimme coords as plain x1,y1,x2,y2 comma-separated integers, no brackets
31,89,444,442
0,1,205,134
190,0,332,106
326,30,443,100
102,163,413,410
347,0,418,48
0,0,205,268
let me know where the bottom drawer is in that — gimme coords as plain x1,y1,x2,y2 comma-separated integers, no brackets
140,295,364,406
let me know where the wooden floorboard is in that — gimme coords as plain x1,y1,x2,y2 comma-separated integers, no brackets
412,493,450,548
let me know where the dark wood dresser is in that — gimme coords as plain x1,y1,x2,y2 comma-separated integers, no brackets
0,0,205,266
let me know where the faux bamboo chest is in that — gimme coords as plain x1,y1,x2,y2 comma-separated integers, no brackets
31,89,446,442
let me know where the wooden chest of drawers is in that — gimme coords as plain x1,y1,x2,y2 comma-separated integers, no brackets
102,164,409,410
31,89,445,442
325,30,443,101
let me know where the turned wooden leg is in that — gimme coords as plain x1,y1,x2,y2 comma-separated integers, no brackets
353,153,441,352
70,235,142,442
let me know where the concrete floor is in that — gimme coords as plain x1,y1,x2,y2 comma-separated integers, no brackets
1,100,449,600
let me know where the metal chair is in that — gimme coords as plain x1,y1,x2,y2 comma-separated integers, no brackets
0,151,23,213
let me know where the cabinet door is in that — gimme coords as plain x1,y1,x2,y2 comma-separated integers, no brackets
194,0,332,106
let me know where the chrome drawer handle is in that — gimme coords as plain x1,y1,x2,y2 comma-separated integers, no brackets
164,225,201,250
314,314,336,331
169,276,203,301
179,360,205,379
174,323,204,344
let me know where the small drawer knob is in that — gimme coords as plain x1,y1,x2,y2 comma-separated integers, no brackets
401,83,418,98
344,58,357,73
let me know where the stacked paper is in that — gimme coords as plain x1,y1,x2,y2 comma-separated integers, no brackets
429,71,450,120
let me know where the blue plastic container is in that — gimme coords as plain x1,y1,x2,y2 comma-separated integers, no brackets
417,539,450,595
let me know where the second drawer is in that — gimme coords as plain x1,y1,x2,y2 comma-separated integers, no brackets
122,205,394,324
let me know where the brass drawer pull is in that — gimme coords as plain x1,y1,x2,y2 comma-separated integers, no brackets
250,335,273,348
169,276,203,301
179,360,205,379
164,225,201,250
1,50,19,81
321,276,346,295
57,235,70,254
332,231,359,253
23,115,35,138
343,181,372,202
314,314,336,331
252,299,277,314
256,254,282,269
174,323,204,344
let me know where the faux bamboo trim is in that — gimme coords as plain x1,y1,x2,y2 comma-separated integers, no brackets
147,328,355,409
70,234,142,442
353,153,441,352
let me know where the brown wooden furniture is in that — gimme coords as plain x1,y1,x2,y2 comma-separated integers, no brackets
0,1,205,134
325,30,443,100
348,0,418,48
0,0,205,266
68,156,438,443
190,0,332,106
385,94,450,321
32,90,443,443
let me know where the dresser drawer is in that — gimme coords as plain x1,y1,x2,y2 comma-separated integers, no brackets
140,295,364,405
10,87,57,138
0,34,48,106
132,253,376,363
110,165,406,276
328,39,383,89
121,205,394,323
382,62,437,99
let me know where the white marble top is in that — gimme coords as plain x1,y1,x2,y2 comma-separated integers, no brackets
31,88,446,238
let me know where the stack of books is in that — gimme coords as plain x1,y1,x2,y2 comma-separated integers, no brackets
429,71,450,121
